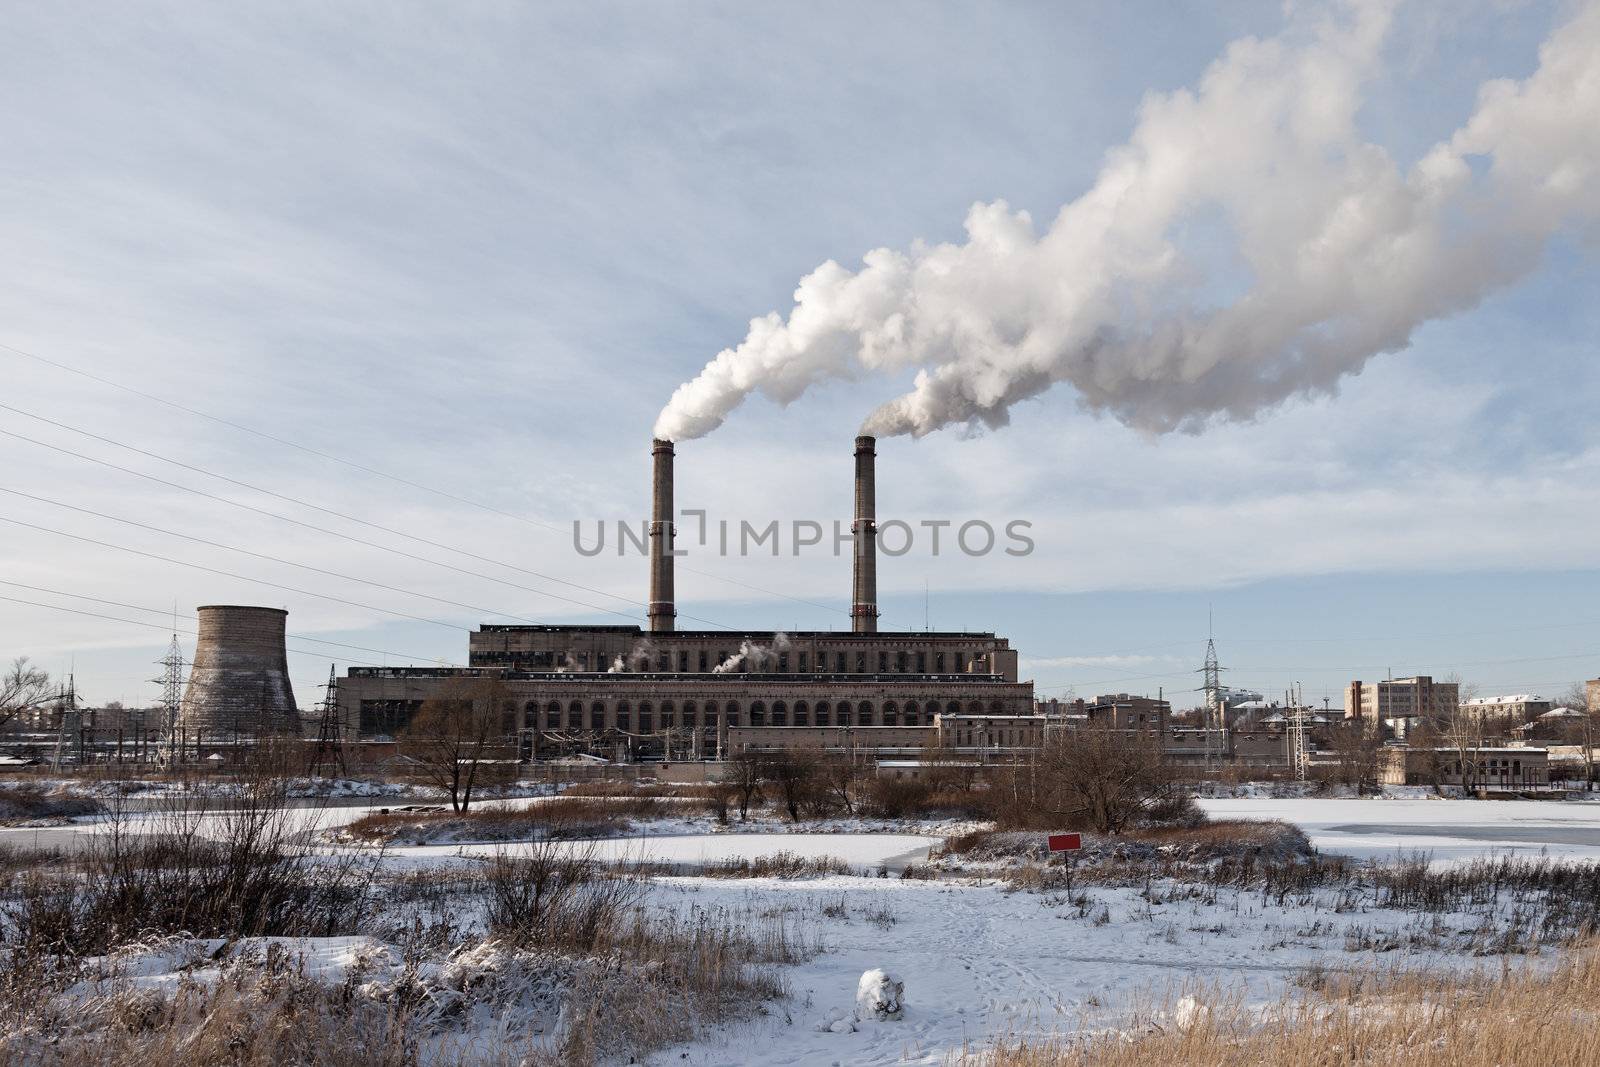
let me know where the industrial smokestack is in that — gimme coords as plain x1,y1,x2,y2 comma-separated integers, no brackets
648,438,676,633
851,434,878,634
177,605,300,740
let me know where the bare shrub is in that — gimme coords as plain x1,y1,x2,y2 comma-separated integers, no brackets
346,795,666,844
483,841,645,952
701,852,851,879
986,724,1190,834
0,786,102,824
862,776,932,818
1,774,380,956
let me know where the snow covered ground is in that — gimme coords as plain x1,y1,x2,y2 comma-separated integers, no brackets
19,791,1600,1064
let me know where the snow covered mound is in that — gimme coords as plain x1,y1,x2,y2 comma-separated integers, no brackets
856,968,905,1020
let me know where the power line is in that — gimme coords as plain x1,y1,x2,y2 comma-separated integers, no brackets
0,514,466,632
0,415,744,630
0,414,641,618
0,593,460,667
0,341,558,530
2,347,847,621
0,485,562,628
0,580,453,664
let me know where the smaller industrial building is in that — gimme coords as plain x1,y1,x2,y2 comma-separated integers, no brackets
1379,746,1551,791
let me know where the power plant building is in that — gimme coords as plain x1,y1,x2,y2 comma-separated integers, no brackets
337,435,1034,759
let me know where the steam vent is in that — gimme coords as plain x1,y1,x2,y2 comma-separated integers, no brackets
177,605,301,739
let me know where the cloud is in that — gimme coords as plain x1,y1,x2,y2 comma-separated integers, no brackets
655,1,1600,441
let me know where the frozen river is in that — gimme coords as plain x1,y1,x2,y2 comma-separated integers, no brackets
387,831,940,872
1199,796,1600,864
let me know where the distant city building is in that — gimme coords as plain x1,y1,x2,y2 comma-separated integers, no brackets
1070,693,1170,732
1344,676,1459,724
936,713,1047,754
1459,694,1552,723
1588,678,1600,715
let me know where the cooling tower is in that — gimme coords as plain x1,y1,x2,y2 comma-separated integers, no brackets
177,605,301,739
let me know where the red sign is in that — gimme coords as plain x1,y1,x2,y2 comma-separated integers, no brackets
1047,833,1082,852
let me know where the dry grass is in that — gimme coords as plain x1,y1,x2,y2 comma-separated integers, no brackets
0,785,102,824
700,851,853,879
968,944,1600,1066
942,820,1311,867
345,795,669,843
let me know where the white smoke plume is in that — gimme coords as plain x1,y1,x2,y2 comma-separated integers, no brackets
712,633,791,674
654,2,1600,441
606,639,657,673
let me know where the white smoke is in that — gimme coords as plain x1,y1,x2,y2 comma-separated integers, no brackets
654,2,1600,441
711,632,791,674
606,639,658,673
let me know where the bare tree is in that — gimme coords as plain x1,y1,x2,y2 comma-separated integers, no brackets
1026,723,1179,834
817,751,859,815
1553,683,1596,790
1404,717,1451,795
1324,717,1383,792
0,657,51,731
1555,682,1589,712
727,751,764,821
399,675,516,812
759,750,815,823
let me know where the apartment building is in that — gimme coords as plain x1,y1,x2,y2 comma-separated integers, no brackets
1344,676,1459,725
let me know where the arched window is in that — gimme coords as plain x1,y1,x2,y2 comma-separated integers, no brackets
591,701,605,730
772,701,788,727
967,700,983,715
544,701,560,730
903,701,919,727
837,703,852,727
814,701,831,727
858,700,874,726
616,702,631,731
989,699,1004,715
724,702,740,727
638,702,654,734
750,701,767,727
661,701,676,728
794,701,809,727
682,701,698,728
568,700,583,728
883,701,899,726
946,700,961,717
524,701,540,729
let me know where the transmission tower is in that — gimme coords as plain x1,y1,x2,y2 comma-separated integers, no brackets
1287,683,1311,782
50,674,79,771
154,632,186,763
1196,613,1229,769
308,663,348,779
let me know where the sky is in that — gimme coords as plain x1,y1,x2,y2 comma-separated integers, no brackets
1,0,1597,710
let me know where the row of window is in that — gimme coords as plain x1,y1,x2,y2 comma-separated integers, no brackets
521,648,991,674
532,697,1011,733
